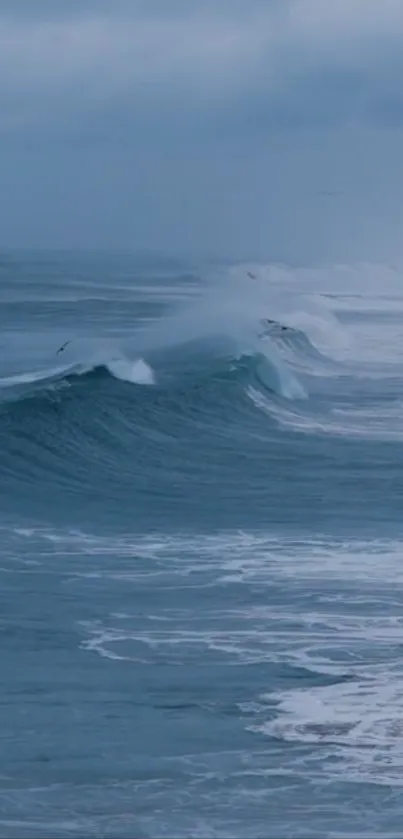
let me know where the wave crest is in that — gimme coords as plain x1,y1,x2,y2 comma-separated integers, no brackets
0,356,155,403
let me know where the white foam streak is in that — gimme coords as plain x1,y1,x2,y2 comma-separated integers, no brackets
248,386,403,441
10,524,403,789
0,364,68,389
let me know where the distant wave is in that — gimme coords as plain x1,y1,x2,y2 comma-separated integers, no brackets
0,356,155,401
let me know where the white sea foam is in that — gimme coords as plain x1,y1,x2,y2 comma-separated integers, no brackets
106,357,155,385
233,260,403,367
248,386,403,441
244,261,403,439
6,524,403,794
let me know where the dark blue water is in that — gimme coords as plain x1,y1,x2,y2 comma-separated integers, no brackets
1,252,403,837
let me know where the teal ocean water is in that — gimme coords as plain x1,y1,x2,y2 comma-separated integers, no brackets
1,252,403,838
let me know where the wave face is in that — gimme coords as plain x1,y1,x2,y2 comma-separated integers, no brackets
0,254,401,533
1,252,403,838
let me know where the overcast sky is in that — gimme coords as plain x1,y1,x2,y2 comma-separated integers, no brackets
1,0,403,262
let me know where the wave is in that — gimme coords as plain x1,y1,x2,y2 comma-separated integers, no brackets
0,296,350,494
0,330,310,489
0,269,359,513
0,259,347,408
0,254,401,544
0,300,332,408
0,356,155,400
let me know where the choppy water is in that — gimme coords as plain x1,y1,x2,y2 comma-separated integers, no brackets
1,252,403,838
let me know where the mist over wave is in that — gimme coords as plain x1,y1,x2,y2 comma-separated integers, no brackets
0,262,344,405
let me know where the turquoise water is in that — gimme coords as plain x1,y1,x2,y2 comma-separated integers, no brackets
1,252,403,837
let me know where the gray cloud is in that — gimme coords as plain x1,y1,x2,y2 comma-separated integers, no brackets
1,0,402,134
0,1,402,259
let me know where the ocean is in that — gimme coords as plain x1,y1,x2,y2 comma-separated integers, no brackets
0,251,403,838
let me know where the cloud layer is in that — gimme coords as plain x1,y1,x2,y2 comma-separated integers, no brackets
0,1,402,258
1,0,403,134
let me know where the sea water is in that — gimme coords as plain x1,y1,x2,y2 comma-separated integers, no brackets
0,251,403,837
